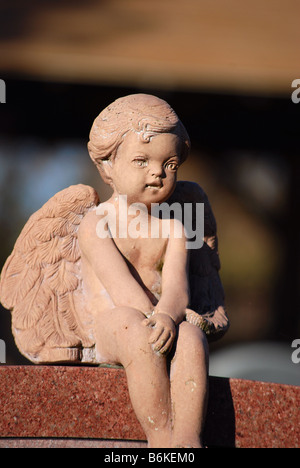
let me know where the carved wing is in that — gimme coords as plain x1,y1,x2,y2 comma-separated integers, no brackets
168,181,229,340
0,184,100,363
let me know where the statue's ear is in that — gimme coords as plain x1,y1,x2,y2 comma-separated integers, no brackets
96,159,114,186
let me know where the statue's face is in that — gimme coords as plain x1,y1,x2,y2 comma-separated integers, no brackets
109,131,182,207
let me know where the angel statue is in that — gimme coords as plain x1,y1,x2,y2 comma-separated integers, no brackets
0,94,229,448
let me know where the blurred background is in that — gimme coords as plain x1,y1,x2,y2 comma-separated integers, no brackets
0,0,299,385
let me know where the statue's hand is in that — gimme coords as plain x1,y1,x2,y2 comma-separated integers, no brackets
186,306,229,336
208,306,229,332
143,313,176,356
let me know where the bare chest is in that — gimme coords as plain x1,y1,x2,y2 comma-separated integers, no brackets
114,235,167,272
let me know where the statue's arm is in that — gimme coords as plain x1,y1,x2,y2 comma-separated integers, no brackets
154,219,189,325
78,212,153,315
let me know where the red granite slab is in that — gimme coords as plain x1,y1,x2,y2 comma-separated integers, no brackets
0,438,147,448
0,366,299,447
0,366,144,441
204,377,300,448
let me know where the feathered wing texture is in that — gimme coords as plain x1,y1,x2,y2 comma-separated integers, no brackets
168,181,230,340
0,185,100,363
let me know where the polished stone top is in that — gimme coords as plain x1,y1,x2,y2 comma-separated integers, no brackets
0,366,299,448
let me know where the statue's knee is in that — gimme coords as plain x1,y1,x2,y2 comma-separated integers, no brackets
115,306,150,345
95,307,151,366
178,321,208,357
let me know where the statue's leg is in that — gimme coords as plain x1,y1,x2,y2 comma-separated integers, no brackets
94,306,172,448
170,322,209,448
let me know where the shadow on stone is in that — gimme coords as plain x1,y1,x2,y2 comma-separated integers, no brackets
204,376,236,448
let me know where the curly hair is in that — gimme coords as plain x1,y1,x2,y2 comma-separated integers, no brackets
88,94,190,170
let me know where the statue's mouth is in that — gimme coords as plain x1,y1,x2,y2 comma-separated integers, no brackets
145,184,162,189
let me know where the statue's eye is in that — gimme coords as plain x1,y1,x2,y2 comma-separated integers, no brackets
165,162,178,172
133,158,148,168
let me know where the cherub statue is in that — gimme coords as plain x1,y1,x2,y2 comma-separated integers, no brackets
0,94,229,448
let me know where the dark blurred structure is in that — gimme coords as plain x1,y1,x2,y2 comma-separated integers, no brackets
0,1,299,383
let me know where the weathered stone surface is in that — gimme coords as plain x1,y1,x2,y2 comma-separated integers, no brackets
0,366,299,448
0,438,147,448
